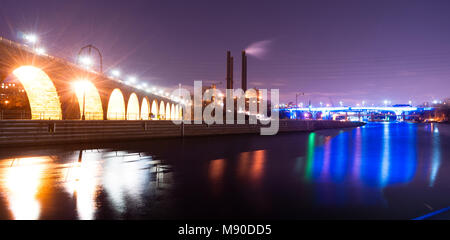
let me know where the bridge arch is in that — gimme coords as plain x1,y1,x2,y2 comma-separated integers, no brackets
151,100,158,120
127,93,140,120
141,97,150,120
176,105,181,120
174,105,178,120
171,103,175,120
107,88,126,120
166,102,171,120
159,101,165,119
12,66,62,120
73,80,103,120
179,105,183,119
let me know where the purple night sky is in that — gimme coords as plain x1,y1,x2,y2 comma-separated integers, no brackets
1,0,449,105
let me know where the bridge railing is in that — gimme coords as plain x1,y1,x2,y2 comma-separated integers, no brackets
0,110,62,120
0,109,31,120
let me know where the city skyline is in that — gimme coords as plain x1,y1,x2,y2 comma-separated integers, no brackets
1,0,449,105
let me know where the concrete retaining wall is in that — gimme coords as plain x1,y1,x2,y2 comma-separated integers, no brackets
0,120,364,147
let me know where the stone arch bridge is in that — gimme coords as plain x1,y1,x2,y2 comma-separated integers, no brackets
0,37,182,121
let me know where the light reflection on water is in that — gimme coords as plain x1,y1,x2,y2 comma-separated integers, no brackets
0,122,447,219
303,123,420,187
299,123,445,208
0,150,171,220
1,157,49,220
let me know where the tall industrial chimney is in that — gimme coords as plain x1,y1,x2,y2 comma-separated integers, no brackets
230,56,234,89
241,50,247,92
226,51,234,89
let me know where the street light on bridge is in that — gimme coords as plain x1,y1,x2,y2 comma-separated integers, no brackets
77,44,103,73
79,56,93,68
22,33,42,53
23,33,38,45
127,76,137,84
111,69,121,78
35,47,46,55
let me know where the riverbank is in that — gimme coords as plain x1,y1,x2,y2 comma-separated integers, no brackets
0,119,364,147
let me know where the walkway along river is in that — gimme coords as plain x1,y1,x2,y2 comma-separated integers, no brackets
0,119,363,147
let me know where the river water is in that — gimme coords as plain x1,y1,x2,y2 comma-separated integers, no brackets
0,122,448,220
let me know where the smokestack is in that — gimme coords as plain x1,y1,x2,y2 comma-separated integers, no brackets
241,50,247,92
230,56,234,89
226,51,232,89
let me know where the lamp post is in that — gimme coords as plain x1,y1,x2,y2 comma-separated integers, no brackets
74,81,88,120
77,44,103,73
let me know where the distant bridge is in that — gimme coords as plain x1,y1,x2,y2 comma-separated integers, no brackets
278,106,435,121
0,37,183,120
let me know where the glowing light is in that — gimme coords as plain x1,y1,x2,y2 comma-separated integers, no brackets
304,133,316,181
111,69,121,77
179,105,183,119
127,93,140,120
432,100,440,104
175,105,180,120
107,89,126,120
165,102,171,120
159,101,165,119
35,47,46,55
63,152,101,220
171,103,175,120
141,98,150,120
24,34,37,43
151,100,158,120
3,157,50,220
79,56,93,67
381,123,391,186
209,159,226,183
429,129,441,187
73,80,103,120
13,66,62,119
128,76,137,84
101,151,150,214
